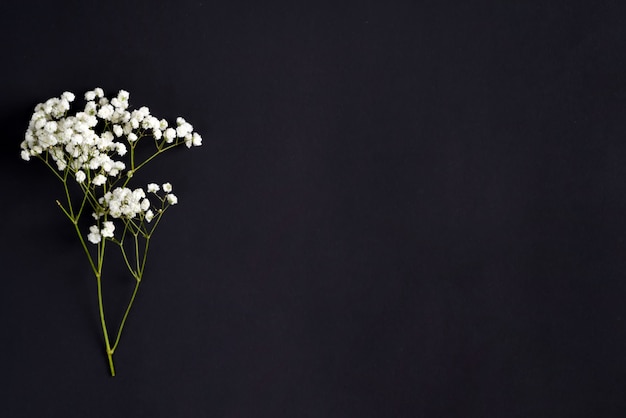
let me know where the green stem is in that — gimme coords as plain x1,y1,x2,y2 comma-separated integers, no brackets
95,239,116,376
121,143,181,187
63,174,75,218
134,234,141,273
97,273,116,377
118,243,137,279
38,155,65,182
139,239,150,276
72,220,98,277
111,278,141,353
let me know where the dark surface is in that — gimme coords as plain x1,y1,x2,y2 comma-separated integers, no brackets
2,1,626,417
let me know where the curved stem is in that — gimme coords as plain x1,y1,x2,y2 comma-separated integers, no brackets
139,239,150,276
118,243,138,279
76,227,98,277
121,142,181,187
95,239,116,376
111,279,141,353
97,274,116,377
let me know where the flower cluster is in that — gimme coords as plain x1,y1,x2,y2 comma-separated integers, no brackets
21,87,201,245
99,187,151,219
20,88,202,185
21,90,126,181
87,182,179,243
88,221,115,244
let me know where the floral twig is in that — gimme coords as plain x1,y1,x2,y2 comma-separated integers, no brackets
21,88,202,376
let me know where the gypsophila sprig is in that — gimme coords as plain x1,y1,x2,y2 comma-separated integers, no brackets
21,88,203,376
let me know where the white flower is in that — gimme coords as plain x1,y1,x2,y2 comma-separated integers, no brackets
145,209,154,222
44,121,57,133
92,174,107,186
140,198,150,211
192,132,202,147
118,90,129,102
133,188,146,200
101,221,115,238
166,193,178,205
75,170,86,183
162,182,172,193
110,161,126,176
110,98,122,109
97,104,114,120
34,118,46,130
102,159,113,172
113,125,124,137
62,91,75,102
21,150,31,161
137,106,150,119
83,102,96,117
147,183,160,193
87,225,101,244
84,91,96,101
128,132,138,142
116,142,127,156
94,87,104,98
143,116,160,130
176,121,193,138
163,128,176,143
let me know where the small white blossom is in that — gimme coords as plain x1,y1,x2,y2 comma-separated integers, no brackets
192,132,202,147
162,182,172,193
128,132,138,142
116,143,127,156
163,128,176,143
75,170,86,183
21,150,31,161
176,121,193,138
111,98,122,108
62,91,75,102
118,90,129,102
44,121,57,133
166,193,178,205
101,221,115,238
147,183,160,193
145,209,154,222
113,125,123,137
102,160,113,172
97,104,114,120
87,225,101,244
92,174,107,186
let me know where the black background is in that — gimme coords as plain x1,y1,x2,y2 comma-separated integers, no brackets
2,1,626,416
